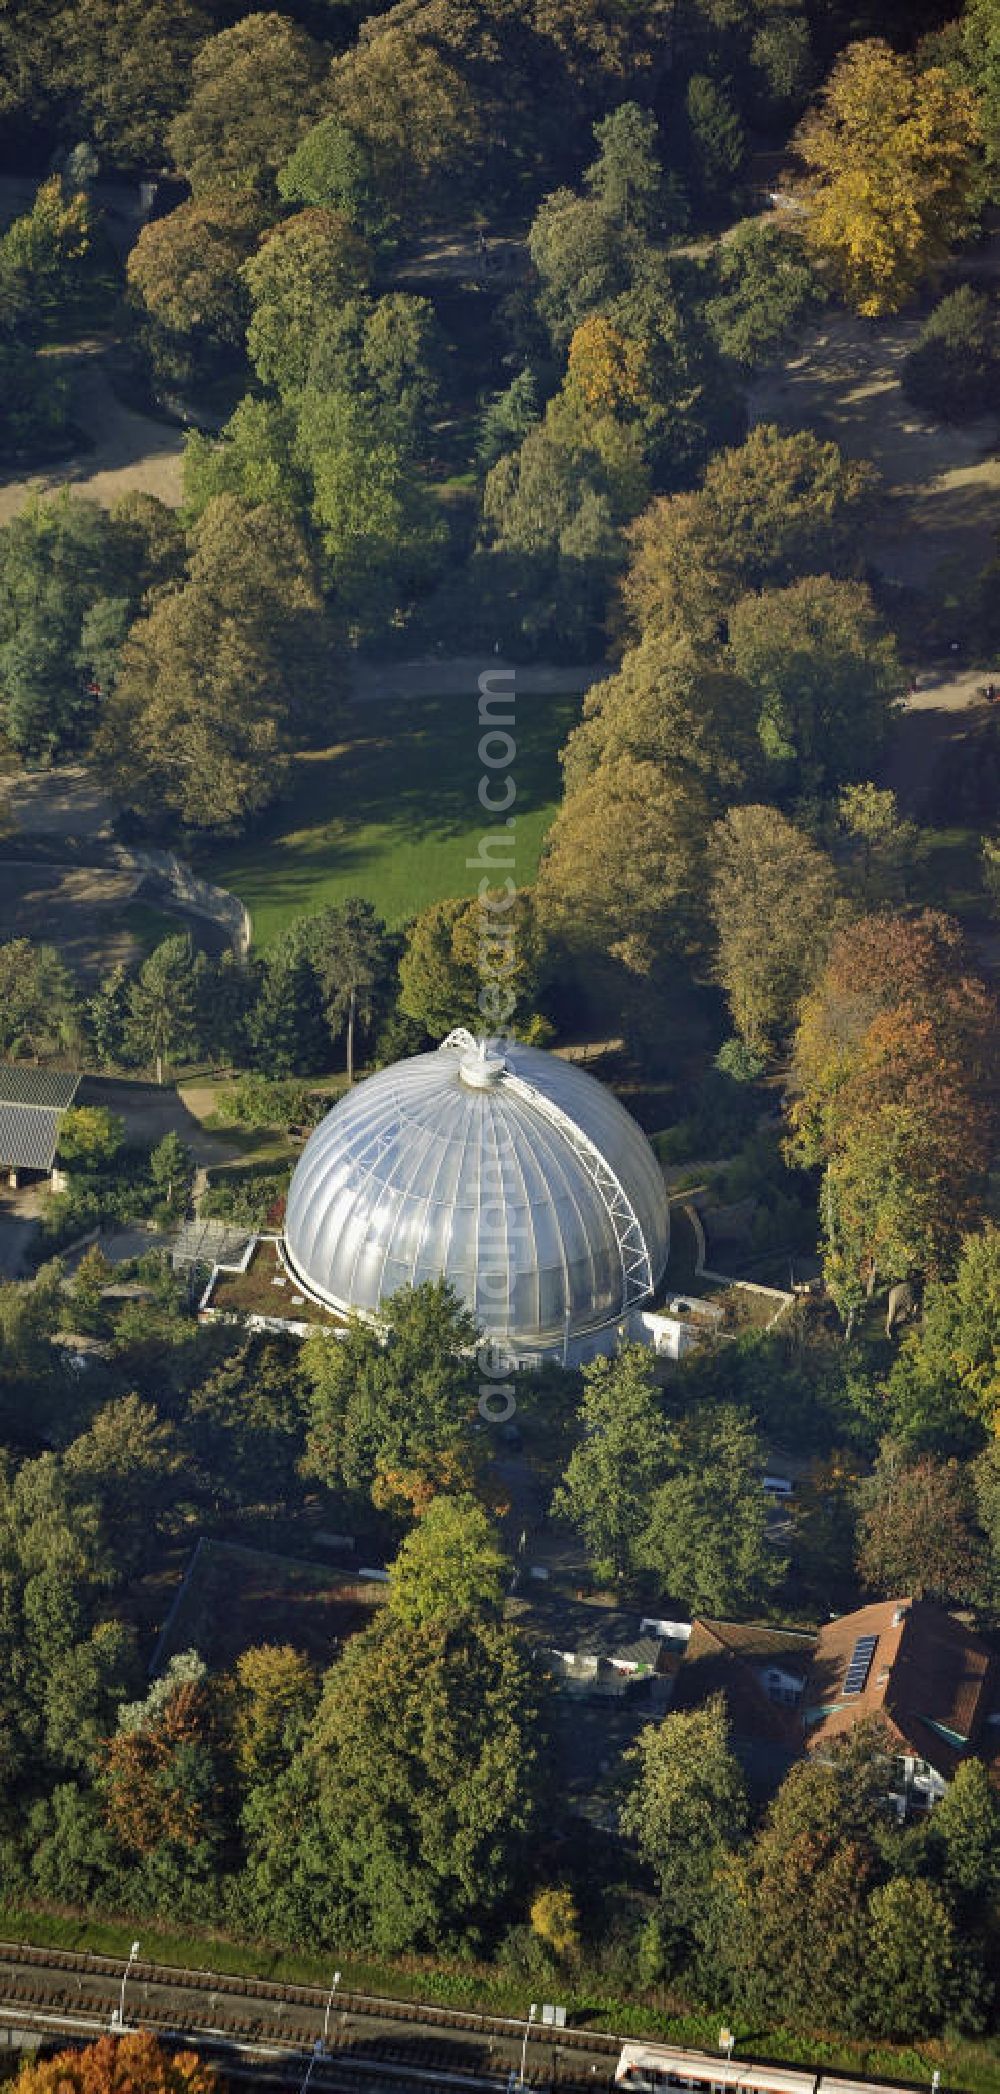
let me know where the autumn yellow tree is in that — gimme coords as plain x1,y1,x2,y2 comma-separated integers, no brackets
566,313,651,417
537,754,710,973
788,911,997,1320
15,2033,215,2094
708,805,840,1054
231,1643,317,1783
794,40,980,316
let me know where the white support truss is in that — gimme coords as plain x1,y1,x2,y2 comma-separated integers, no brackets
502,1071,654,1312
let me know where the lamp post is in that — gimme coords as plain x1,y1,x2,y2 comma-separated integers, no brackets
321,1971,342,2051
298,2040,324,2094
110,1941,141,2033
518,2003,537,2088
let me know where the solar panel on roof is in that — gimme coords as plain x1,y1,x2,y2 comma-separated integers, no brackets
843,1633,878,1696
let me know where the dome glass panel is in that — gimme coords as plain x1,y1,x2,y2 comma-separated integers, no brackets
283,1034,669,1354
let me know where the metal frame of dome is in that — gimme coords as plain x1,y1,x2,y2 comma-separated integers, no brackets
282,1029,669,1356
442,1031,655,1313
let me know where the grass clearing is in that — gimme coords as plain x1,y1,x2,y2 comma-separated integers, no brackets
195,687,579,947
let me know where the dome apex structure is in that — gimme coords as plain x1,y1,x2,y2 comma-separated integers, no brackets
282,1030,669,1361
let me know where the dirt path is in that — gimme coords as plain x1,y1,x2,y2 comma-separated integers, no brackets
748,309,1000,588
5,763,114,842
883,670,995,815
0,346,184,526
350,655,608,706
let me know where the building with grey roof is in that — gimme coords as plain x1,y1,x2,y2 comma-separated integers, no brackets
0,1065,80,1183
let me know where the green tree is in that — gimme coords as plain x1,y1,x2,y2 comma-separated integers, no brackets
928,1756,1000,1903
294,385,446,635
68,1243,115,1336
48,0,212,168
125,935,198,1084
65,1394,183,1580
0,335,72,462
638,1406,784,1615
278,116,393,243
86,964,130,1069
387,1495,508,1628
551,1348,673,1580
705,219,825,370
621,1694,747,1973
57,1106,124,1171
965,0,1000,191
305,293,442,449
398,891,542,1042
477,369,541,470
837,782,915,903
167,13,326,201
886,1227,1000,1451
302,1280,478,1507
182,397,307,519
0,939,78,1059
902,287,1000,422
0,492,124,759
244,209,372,393
707,805,839,1054
527,187,633,348
149,1133,194,1217
0,1447,113,1781
864,1877,957,2038
0,177,99,342
248,949,330,1078
275,900,394,1082
794,39,980,316
726,574,901,790
683,73,746,212
300,1610,550,1949
584,101,678,236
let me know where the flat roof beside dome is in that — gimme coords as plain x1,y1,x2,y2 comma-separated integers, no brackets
282,1032,669,1359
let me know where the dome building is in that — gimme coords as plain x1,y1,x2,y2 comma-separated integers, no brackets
282,1029,669,1362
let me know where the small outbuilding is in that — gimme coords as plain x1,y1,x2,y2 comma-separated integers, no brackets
0,1064,80,1187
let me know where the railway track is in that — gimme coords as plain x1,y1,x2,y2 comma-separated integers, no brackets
0,1941,620,2091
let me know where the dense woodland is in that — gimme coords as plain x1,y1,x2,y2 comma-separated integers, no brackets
1,0,1000,2066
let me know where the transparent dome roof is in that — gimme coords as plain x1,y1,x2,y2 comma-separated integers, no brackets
283,1032,669,1353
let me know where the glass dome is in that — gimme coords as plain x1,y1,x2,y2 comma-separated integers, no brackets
282,1031,669,1355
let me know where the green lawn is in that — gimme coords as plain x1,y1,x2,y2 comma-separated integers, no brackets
196,688,579,948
